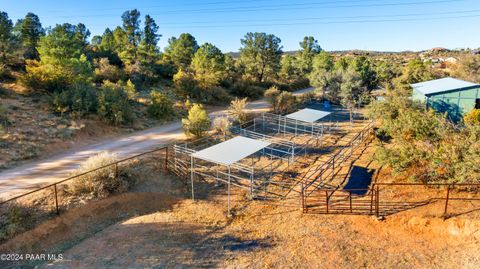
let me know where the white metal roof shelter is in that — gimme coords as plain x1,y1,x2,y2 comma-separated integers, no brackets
285,108,331,123
191,136,271,166
188,136,273,216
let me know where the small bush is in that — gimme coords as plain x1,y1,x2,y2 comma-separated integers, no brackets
298,92,315,104
264,86,281,111
182,104,211,138
173,69,197,99
203,86,231,104
67,152,134,197
94,58,125,83
22,56,92,92
276,91,298,114
264,87,297,114
52,82,98,117
102,80,137,100
147,90,175,120
22,61,70,92
98,83,134,126
230,80,265,99
228,98,248,124
0,64,12,80
212,117,231,136
0,204,33,242
464,109,480,125
285,78,310,91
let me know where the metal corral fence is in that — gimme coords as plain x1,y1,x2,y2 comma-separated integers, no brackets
302,182,480,218
300,121,375,194
0,146,169,242
299,120,480,218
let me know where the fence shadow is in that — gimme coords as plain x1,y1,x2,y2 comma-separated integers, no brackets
342,166,373,195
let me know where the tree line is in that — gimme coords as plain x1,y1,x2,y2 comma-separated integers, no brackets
0,9,455,127
0,10,322,124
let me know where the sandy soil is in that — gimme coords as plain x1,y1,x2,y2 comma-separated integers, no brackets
9,187,478,269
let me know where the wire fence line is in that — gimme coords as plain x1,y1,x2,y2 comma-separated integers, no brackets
0,146,169,210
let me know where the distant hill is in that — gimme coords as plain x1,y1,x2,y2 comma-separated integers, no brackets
227,49,417,58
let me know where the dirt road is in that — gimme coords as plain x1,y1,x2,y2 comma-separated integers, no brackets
0,88,314,199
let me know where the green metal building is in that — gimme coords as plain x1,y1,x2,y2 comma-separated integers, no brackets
411,77,480,121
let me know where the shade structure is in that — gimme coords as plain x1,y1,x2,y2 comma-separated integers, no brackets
191,136,271,166
285,108,331,123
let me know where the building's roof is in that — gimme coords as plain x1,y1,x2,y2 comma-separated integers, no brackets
285,108,331,123
191,136,270,166
411,77,479,96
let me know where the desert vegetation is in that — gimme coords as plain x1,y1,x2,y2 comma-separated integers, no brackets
367,70,480,184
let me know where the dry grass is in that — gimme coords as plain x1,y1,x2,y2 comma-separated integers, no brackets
66,152,132,197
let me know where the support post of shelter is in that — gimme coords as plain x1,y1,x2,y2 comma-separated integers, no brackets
227,166,231,217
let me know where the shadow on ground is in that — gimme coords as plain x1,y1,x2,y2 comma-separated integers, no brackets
342,166,374,195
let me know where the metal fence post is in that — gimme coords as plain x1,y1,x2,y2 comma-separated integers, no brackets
325,190,329,213
54,184,59,215
376,185,380,217
444,184,451,217
370,186,375,214
301,182,305,213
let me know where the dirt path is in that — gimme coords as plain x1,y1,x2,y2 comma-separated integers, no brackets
0,88,314,199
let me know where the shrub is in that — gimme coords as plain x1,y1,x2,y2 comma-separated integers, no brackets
0,64,12,80
0,204,33,242
173,69,196,99
147,90,175,119
67,152,134,197
203,86,231,104
287,78,310,91
184,98,192,110
22,56,93,92
94,58,125,83
367,91,480,184
155,61,177,79
52,82,98,117
101,80,137,100
98,83,134,126
228,98,248,124
22,61,70,91
275,79,310,92
230,80,265,99
276,91,297,114
264,86,281,111
182,104,211,138
124,79,137,100
298,92,315,104
464,109,480,125
212,117,231,136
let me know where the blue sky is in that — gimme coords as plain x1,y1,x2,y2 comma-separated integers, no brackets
2,0,480,52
